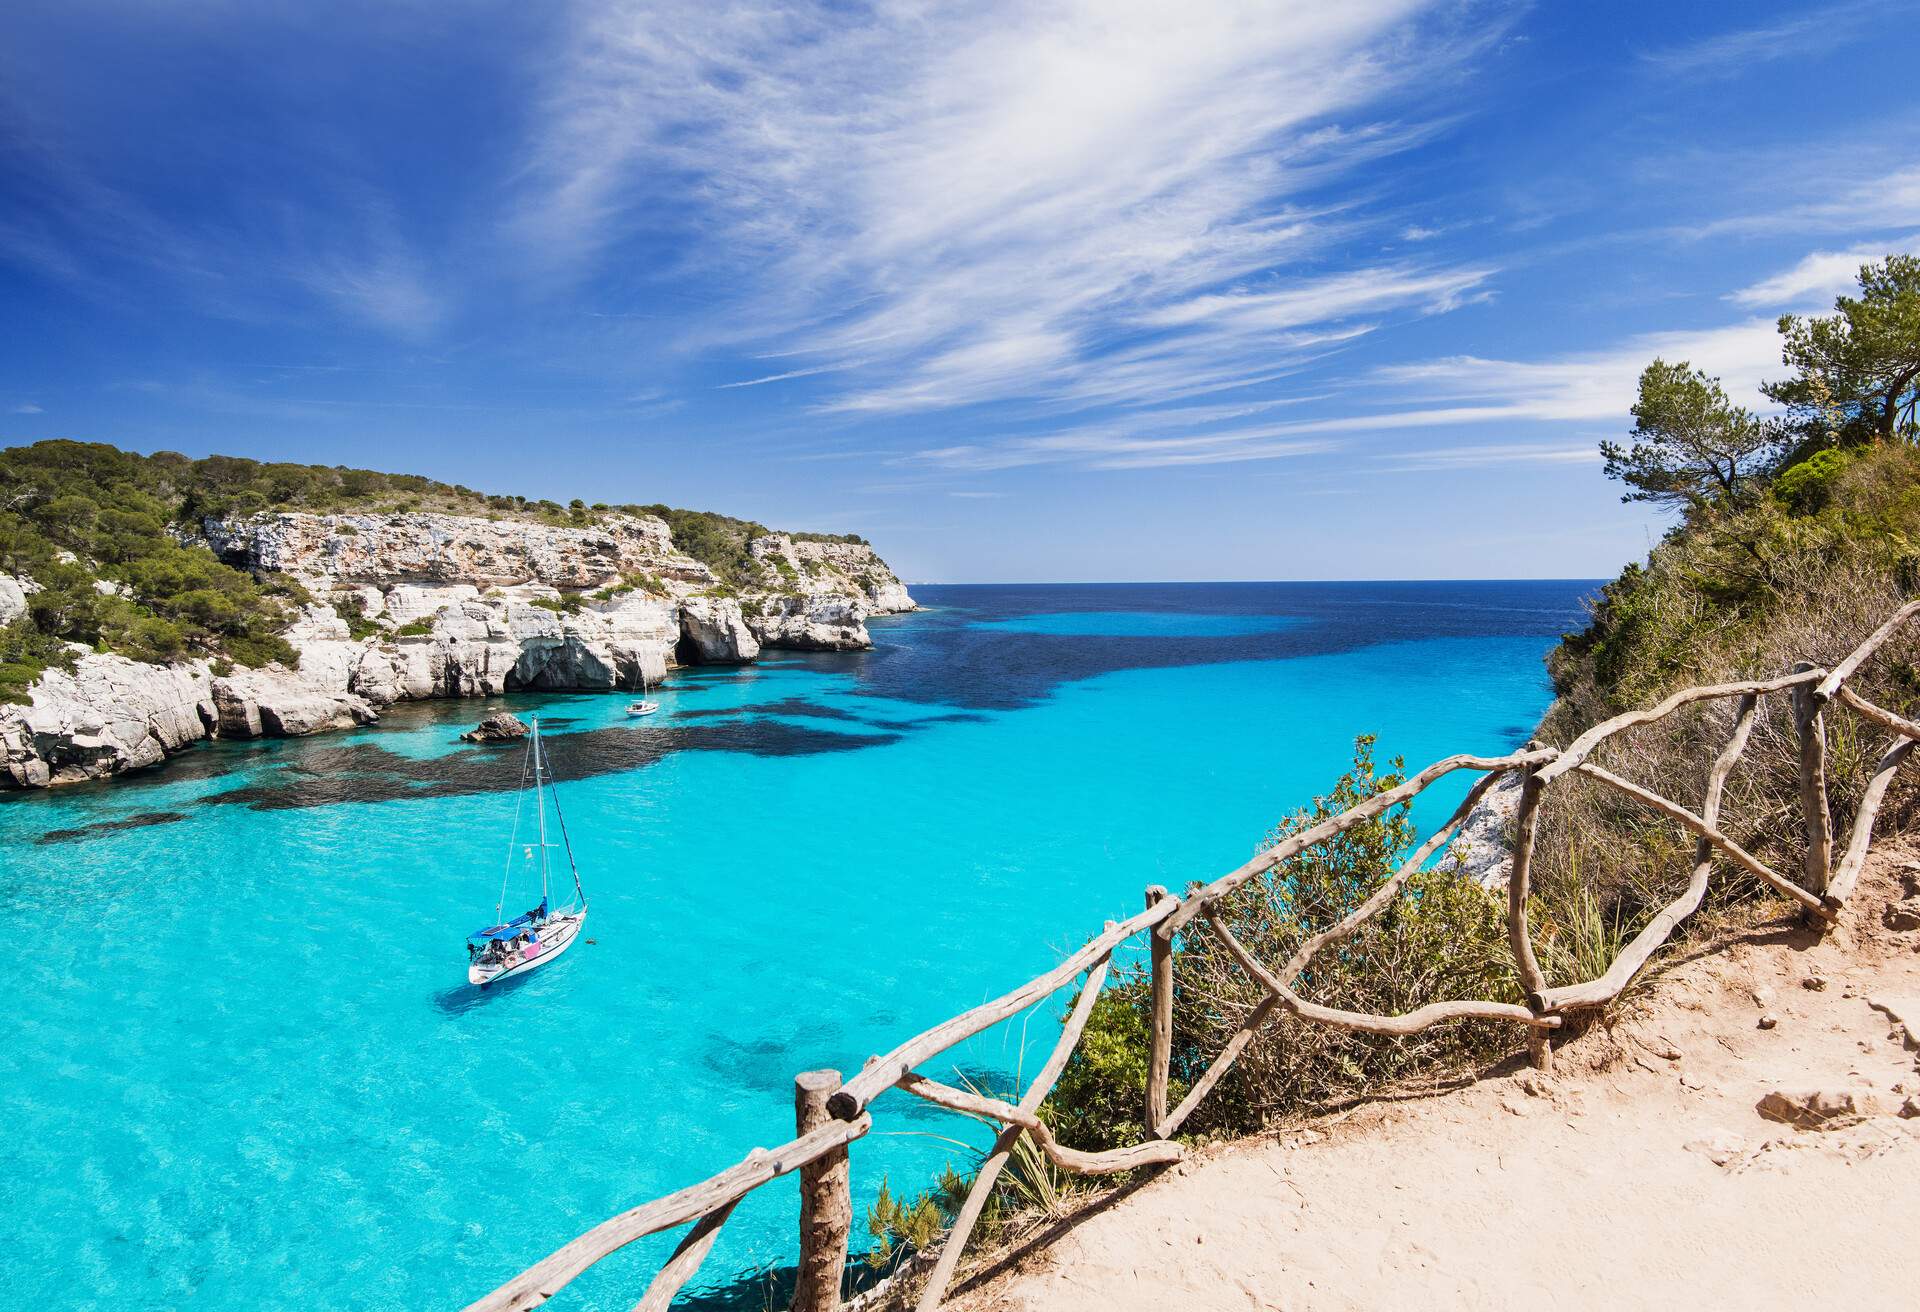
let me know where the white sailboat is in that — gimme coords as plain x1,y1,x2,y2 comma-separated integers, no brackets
465,718,587,987
626,673,660,718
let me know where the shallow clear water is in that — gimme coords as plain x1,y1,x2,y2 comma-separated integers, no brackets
1,580,1593,1311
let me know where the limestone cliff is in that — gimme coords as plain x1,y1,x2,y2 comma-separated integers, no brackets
1,511,913,788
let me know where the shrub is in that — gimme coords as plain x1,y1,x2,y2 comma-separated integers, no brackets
1772,449,1851,514
1047,738,1517,1148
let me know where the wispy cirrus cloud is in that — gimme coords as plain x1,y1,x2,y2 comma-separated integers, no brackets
1729,238,1918,308
519,0,1511,416
1639,3,1878,78
906,309,1793,472
1679,163,1920,242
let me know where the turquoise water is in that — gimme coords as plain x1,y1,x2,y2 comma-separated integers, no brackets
0,581,1592,1310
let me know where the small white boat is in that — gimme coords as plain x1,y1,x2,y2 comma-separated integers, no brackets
626,674,661,718
466,718,588,988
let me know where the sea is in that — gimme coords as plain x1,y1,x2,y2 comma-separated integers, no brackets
0,580,1596,1311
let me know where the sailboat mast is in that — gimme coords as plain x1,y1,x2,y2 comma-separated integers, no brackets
532,717,551,905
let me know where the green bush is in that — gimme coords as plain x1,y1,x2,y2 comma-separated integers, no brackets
1772,448,1852,514
1046,738,1516,1148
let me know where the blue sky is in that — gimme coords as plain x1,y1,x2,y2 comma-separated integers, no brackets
3,1,1917,583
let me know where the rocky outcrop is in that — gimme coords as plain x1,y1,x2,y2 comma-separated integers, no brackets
3,508,913,787
679,597,760,663
202,511,711,592
1451,771,1525,888
461,712,530,744
1,651,212,787
0,573,31,625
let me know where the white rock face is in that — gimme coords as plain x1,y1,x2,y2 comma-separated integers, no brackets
1451,770,1526,888
0,574,29,625
4,509,914,788
679,597,761,663
202,511,710,592
0,650,213,787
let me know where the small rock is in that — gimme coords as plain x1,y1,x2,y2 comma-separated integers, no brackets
1679,1073,1707,1091
1883,900,1920,931
1756,1088,1886,1130
1645,1038,1684,1061
1686,1131,1747,1167
1757,1013,1779,1030
1517,1071,1552,1098
1867,996,1920,1052
1902,1096,1920,1120
461,711,531,744
1802,975,1830,992
1751,984,1775,1006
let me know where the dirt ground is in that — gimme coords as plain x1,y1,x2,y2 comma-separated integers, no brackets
942,848,1920,1312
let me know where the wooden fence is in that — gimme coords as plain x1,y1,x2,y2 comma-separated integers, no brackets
464,599,1920,1312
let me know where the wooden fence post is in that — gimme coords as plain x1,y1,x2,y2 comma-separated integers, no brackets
793,1070,851,1312
1144,886,1174,1137
1504,761,1554,1071
1791,662,1833,899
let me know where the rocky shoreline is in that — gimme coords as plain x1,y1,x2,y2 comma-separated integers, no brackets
1,510,913,788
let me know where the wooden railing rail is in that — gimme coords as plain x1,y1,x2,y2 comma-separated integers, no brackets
463,604,1920,1312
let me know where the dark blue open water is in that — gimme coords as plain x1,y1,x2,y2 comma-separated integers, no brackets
0,580,1594,1310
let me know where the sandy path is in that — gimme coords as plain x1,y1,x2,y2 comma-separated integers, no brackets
947,851,1920,1312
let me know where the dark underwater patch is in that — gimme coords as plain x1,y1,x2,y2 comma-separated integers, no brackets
675,697,863,723
200,718,903,812
36,810,191,845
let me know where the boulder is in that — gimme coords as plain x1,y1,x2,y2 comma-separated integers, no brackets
0,573,32,625
210,670,374,739
679,597,761,663
745,592,872,651
461,712,530,743
1755,1087,1887,1130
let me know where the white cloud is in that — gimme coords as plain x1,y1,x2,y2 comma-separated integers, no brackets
905,308,1795,473
1371,441,1596,472
1366,318,1787,421
716,363,853,389
10,402,44,414
1683,165,1920,241
1640,3,1875,78
521,0,1505,415
1729,239,1917,308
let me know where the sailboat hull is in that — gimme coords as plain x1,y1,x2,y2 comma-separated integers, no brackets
468,910,586,987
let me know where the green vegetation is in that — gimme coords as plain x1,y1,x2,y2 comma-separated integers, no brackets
1765,253,1920,447
630,506,768,588
0,442,307,699
0,439,875,701
590,572,669,603
864,1169,971,1273
1046,739,1517,1151
1515,256,1918,1095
